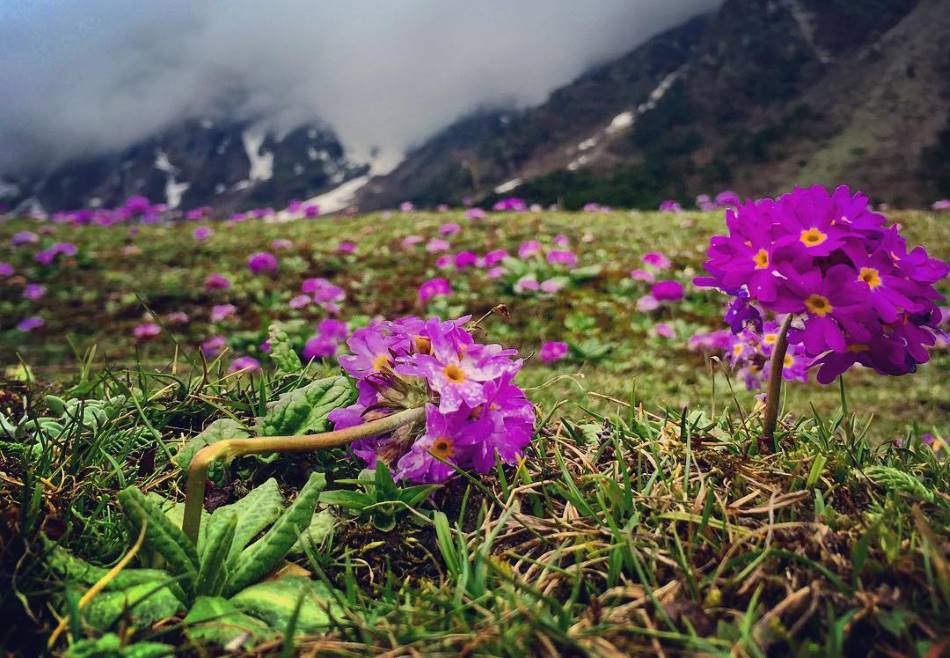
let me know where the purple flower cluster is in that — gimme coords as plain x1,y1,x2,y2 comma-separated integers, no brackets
697,185,948,384
330,316,534,483
302,319,349,361
301,277,346,313
247,251,279,274
34,242,77,265
724,319,809,390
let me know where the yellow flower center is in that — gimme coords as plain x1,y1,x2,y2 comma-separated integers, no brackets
847,343,869,353
783,354,794,367
804,294,833,317
763,333,777,345
443,364,466,383
753,248,769,270
371,353,391,371
414,335,431,354
430,436,455,459
858,267,882,289
799,227,828,247
732,344,744,357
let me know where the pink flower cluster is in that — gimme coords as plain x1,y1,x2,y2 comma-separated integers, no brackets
330,316,534,483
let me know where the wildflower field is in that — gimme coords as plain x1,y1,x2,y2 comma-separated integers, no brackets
1,196,948,656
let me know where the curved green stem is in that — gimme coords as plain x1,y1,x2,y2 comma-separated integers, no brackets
182,406,425,544
762,314,794,449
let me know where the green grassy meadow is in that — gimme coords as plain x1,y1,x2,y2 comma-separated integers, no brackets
0,209,947,656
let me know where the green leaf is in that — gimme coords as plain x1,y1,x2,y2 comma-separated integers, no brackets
230,576,340,634
226,473,326,595
318,490,373,511
66,634,172,658
257,376,355,437
862,465,934,503
196,512,236,597
174,418,250,471
76,581,184,630
118,487,199,596
44,540,181,598
206,477,284,562
290,510,336,556
268,323,303,375
184,596,276,649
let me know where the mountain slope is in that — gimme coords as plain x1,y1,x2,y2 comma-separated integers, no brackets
357,0,948,209
2,119,368,214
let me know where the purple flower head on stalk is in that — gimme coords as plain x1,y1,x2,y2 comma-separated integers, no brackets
34,242,77,265
540,278,564,294
289,294,311,309
210,304,237,322
400,201,415,213
464,208,486,220
201,335,227,358
636,295,660,312
304,204,320,218
317,318,348,342
697,184,949,384
553,234,570,248
401,235,424,249
23,283,47,300
454,251,478,269
11,231,39,246
331,315,534,483
166,311,190,325
228,356,261,374
642,251,671,270
303,335,338,361
483,249,509,267
654,323,675,339
133,323,161,340
17,316,45,332
247,251,278,274
518,240,542,259
539,341,568,363
0,262,14,277
440,222,461,235
659,200,682,213
493,197,527,212
651,280,684,302
630,268,655,283
932,199,950,211
204,273,230,291
192,226,213,241
426,238,450,253
418,277,452,303
547,250,577,268
338,240,357,254
271,239,293,250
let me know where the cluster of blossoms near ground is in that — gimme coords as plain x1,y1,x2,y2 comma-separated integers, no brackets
697,185,948,385
327,316,534,482
2,186,948,444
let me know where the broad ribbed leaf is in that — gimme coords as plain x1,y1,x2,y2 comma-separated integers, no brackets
75,581,184,630
119,487,199,596
290,510,336,556
257,376,355,437
184,596,275,649
196,512,236,597
174,418,250,471
206,477,284,562
230,576,340,634
225,473,325,595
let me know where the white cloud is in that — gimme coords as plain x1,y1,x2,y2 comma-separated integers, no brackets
0,0,719,174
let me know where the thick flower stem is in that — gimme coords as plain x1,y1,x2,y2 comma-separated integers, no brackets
762,314,794,449
182,406,425,544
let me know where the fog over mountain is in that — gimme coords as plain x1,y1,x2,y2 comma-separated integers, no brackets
0,0,720,175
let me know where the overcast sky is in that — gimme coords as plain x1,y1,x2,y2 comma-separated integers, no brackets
0,0,719,175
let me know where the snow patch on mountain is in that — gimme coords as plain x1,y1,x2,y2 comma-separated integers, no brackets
242,128,274,182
